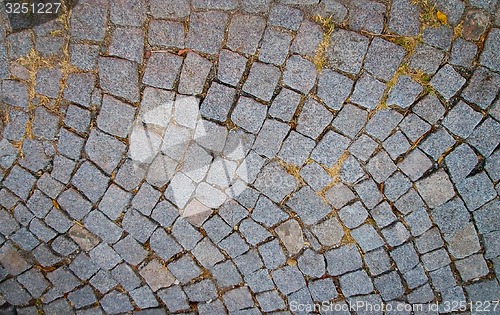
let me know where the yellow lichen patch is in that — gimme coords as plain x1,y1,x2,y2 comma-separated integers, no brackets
312,15,335,72
36,94,52,107
411,0,444,28
374,100,390,111
372,65,404,114
49,29,64,37
8,3,74,150
0,107,9,125
437,146,455,164
391,35,422,54
312,38,330,72
52,199,61,210
437,11,448,24
277,159,306,186
10,140,25,159
16,49,52,70
400,64,434,94
453,21,463,39
361,31,422,55
339,228,356,245
313,15,336,35
224,119,238,131
323,152,349,186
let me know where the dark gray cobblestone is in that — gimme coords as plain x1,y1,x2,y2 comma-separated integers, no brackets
1,1,499,313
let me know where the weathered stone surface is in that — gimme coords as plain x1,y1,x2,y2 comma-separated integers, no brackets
317,70,354,110
187,11,229,54
148,20,184,48
327,29,369,74
275,219,304,255
364,37,406,81
178,52,212,95
480,28,500,72
2,2,497,310
98,57,140,102
227,14,266,55
430,65,466,100
389,0,421,36
142,52,182,90
242,62,280,101
416,170,455,209
70,0,108,41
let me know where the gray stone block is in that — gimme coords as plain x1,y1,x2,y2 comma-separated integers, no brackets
408,44,444,74
450,38,477,67
84,210,122,244
416,170,455,209
374,271,404,301
364,248,392,276
258,239,286,270
186,11,229,54
327,29,369,74
278,131,315,166
148,19,184,48
283,55,317,93
479,28,500,71
291,20,323,56
130,285,158,309
178,52,212,95
89,270,117,294
333,104,367,139
430,64,466,100
142,52,182,90
168,255,202,284
350,73,386,110
211,260,242,288
382,221,411,247
349,134,378,162
259,28,292,66
157,286,190,313
69,253,99,280
243,62,280,101
312,131,350,167
317,69,354,110
287,186,331,225
325,244,362,276
364,37,406,81
366,109,403,141
149,228,182,261
100,291,133,314
72,161,109,203
390,242,419,272
113,235,147,265
269,4,303,30
98,57,139,102
200,82,236,122
388,0,421,36
351,223,384,252
398,149,433,181
354,178,383,209
232,96,267,134
227,14,266,55
366,150,397,183
339,270,374,297
85,129,126,174
272,266,306,295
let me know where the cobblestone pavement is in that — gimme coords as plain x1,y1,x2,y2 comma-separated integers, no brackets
0,0,500,314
